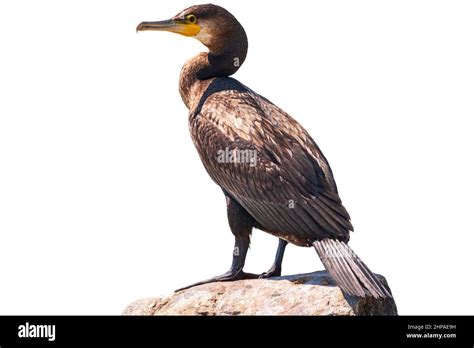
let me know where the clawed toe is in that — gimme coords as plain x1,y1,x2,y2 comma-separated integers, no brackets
259,267,281,279
175,269,259,292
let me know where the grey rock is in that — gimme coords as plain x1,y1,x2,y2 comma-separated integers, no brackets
123,271,397,316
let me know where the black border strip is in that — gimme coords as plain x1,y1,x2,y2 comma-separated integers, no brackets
0,315,472,346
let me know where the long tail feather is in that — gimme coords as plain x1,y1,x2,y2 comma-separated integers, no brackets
313,239,392,299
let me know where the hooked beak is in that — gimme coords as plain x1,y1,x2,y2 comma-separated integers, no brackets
136,19,201,37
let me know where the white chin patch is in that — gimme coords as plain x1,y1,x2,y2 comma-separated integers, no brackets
195,28,213,46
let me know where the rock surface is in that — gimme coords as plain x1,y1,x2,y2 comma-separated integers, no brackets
123,271,397,316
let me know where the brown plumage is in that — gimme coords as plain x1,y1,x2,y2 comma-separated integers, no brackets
137,4,391,298
189,78,351,246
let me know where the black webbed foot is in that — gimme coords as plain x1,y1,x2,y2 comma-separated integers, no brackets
258,265,282,279
175,269,259,292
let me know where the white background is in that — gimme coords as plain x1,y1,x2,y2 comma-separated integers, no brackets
1,0,473,315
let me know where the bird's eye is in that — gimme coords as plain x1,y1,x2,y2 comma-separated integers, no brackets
186,14,197,24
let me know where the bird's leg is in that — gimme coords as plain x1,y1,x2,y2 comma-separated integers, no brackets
175,236,258,292
175,195,258,292
259,238,288,278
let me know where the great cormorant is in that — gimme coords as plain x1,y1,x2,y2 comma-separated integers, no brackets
137,4,391,298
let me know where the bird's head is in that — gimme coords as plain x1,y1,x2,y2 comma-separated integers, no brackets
137,4,247,55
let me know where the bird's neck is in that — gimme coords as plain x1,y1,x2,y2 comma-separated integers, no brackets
179,46,247,110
